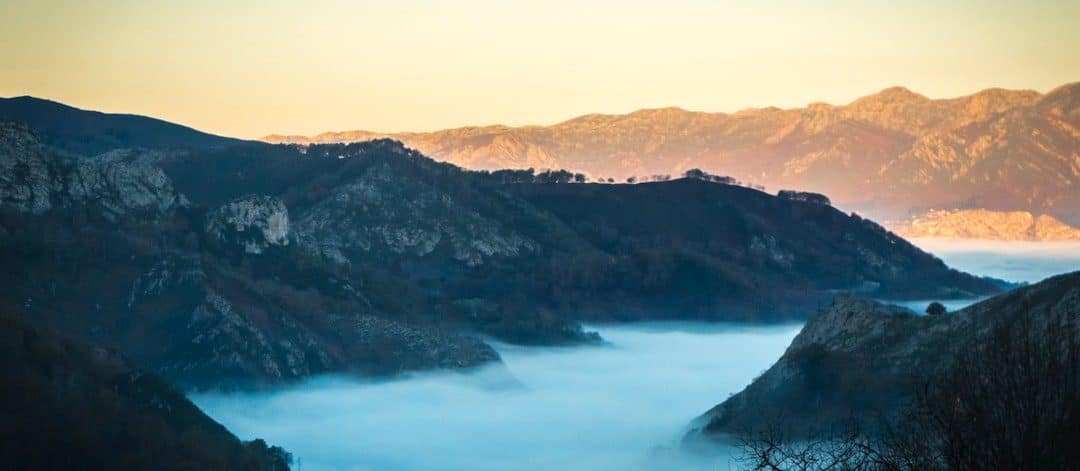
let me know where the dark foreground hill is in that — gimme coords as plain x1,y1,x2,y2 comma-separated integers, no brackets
0,106,1003,389
0,309,289,470
692,270,1080,441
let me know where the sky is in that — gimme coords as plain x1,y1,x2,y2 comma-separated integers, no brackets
2,0,1078,138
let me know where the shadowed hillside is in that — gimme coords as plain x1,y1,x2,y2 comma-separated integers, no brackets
0,309,290,470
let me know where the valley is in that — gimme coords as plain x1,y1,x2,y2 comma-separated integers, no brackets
4,3,1078,469
191,246,1077,471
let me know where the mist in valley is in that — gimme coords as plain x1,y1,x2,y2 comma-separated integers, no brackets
193,323,801,471
884,240,1080,314
190,246,1080,470
909,239,1080,284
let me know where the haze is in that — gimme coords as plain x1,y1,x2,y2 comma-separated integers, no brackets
910,240,1080,284
3,0,1079,138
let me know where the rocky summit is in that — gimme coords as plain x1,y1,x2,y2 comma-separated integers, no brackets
0,104,1006,391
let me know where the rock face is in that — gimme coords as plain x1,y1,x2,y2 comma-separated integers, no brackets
293,161,534,267
263,82,1080,226
0,122,186,218
0,112,1006,390
66,149,187,219
890,209,1080,241
0,122,53,213
207,195,291,254
692,271,1080,440
0,310,291,470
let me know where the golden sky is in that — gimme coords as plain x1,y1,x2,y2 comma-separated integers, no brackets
2,0,1078,138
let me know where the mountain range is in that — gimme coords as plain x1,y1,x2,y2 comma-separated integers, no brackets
0,99,1006,391
264,83,1080,226
1,94,1075,469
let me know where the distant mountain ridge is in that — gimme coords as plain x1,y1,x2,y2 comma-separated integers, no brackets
263,83,1080,225
890,209,1080,241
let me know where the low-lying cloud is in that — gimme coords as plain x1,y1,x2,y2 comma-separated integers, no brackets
189,245,1080,470
909,239,1080,284
192,323,801,471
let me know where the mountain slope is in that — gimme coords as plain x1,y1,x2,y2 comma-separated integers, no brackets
264,83,1079,225
0,123,499,390
691,270,1080,440
0,309,290,470
1,114,1004,390
0,96,243,156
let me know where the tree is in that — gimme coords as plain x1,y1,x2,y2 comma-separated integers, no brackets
925,302,947,316
684,168,708,180
778,190,832,206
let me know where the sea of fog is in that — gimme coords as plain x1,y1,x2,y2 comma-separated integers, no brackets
192,241,1080,470
193,323,801,471
886,239,1080,313
908,239,1080,284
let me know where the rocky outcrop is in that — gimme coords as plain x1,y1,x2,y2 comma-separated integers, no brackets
262,83,1079,225
890,209,1080,241
66,149,187,219
294,162,534,267
691,271,1080,441
206,195,291,254
0,122,186,219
